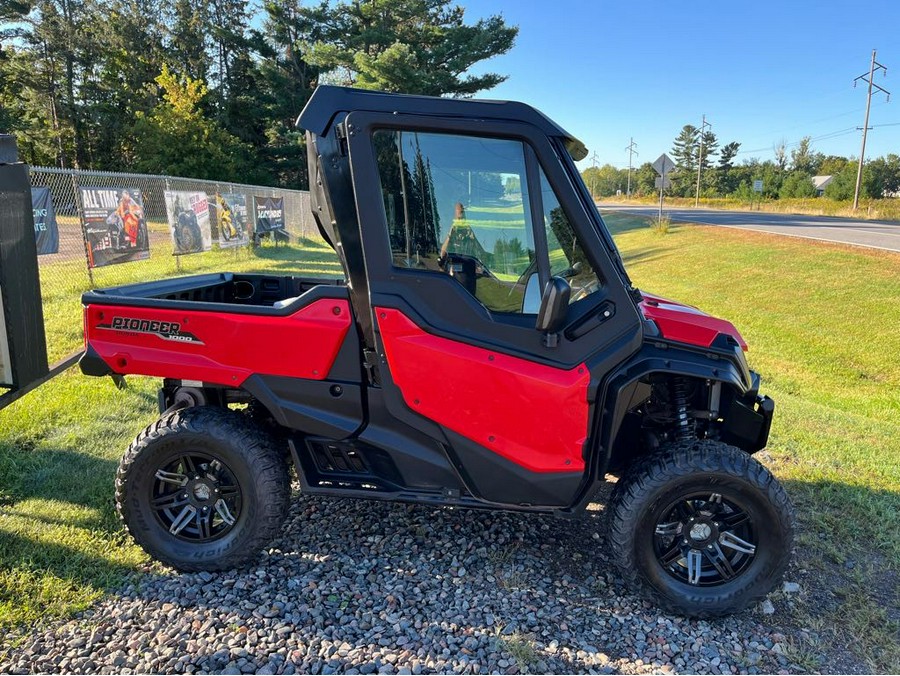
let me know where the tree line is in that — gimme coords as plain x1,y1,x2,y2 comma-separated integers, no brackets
583,126,900,201
0,0,517,188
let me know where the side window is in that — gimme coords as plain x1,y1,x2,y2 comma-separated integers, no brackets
539,169,603,304
373,130,537,314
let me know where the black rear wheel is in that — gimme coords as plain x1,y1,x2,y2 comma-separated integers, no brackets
608,440,794,617
116,407,290,571
149,450,243,542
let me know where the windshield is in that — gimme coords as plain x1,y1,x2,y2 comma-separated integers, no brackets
554,139,640,299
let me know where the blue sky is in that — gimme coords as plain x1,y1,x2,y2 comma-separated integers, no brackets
460,0,900,170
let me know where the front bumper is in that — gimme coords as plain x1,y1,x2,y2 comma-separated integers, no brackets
721,371,775,453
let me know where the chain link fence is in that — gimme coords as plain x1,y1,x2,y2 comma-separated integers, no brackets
28,166,334,362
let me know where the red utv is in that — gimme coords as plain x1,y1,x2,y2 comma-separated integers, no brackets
80,86,793,617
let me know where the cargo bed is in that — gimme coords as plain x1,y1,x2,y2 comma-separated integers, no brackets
80,272,356,387
82,272,346,315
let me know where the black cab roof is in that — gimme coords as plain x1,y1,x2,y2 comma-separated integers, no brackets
296,85,588,161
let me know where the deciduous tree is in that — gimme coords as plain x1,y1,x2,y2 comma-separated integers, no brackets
824,164,864,201
581,164,626,198
773,139,788,172
130,65,254,181
863,154,900,197
779,171,817,198
790,137,822,175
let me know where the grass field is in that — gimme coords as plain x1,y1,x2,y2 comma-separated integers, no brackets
2,219,898,669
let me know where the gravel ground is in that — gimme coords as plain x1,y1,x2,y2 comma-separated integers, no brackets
1,491,810,675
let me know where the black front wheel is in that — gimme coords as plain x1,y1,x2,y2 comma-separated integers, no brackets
607,440,794,617
116,407,290,571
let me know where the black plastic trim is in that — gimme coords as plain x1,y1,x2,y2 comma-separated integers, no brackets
722,393,774,453
243,374,364,439
442,429,582,507
82,274,348,316
79,342,113,377
298,85,587,160
567,340,757,514
524,144,551,289
355,388,463,491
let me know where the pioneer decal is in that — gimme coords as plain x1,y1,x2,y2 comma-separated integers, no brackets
97,317,204,344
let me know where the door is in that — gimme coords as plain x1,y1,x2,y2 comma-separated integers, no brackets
345,113,643,506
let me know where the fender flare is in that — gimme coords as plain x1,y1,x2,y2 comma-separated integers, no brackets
568,341,752,512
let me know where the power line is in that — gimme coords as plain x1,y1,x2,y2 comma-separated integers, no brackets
738,97,889,142
624,138,638,197
734,126,860,157
853,49,890,210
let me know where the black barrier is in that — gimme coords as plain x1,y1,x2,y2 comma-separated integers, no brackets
32,186,60,255
0,135,49,396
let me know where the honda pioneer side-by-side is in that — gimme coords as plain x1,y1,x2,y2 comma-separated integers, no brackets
80,86,794,617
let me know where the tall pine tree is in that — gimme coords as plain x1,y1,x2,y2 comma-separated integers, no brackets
300,0,518,96
672,125,699,172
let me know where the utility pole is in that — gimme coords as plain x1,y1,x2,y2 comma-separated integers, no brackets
625,138,638,197
694,115,711,208
852,50,890,210
589,150,599,201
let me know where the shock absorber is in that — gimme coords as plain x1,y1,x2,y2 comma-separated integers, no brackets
671,377,695,442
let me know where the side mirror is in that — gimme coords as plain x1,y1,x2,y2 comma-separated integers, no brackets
535,276,570,337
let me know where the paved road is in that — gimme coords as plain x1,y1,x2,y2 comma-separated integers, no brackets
597,203,900,252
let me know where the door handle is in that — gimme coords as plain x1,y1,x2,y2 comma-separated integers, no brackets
565,302,615,340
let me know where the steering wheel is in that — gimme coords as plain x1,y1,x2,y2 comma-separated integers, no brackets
439,252,497,279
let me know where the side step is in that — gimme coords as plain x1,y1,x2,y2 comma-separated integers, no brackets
288,437,490,508
290,437,405,494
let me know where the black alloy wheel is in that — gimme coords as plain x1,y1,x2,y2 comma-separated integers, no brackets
116,406,290,572
150,452,243,542
607,439,794,617
653,491,757,587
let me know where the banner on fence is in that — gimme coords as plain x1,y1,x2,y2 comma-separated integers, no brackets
253,196,285,234
80,188,150,268
215,193,249,248
165,191,212,255
31,187,59,255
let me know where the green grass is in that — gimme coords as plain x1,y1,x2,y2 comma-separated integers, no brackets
3,217,899,670
0,372,155,628
494,626,537,670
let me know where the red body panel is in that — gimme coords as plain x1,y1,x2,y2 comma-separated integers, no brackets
639,293,748,351
84,299,352,386
375,308,590,473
